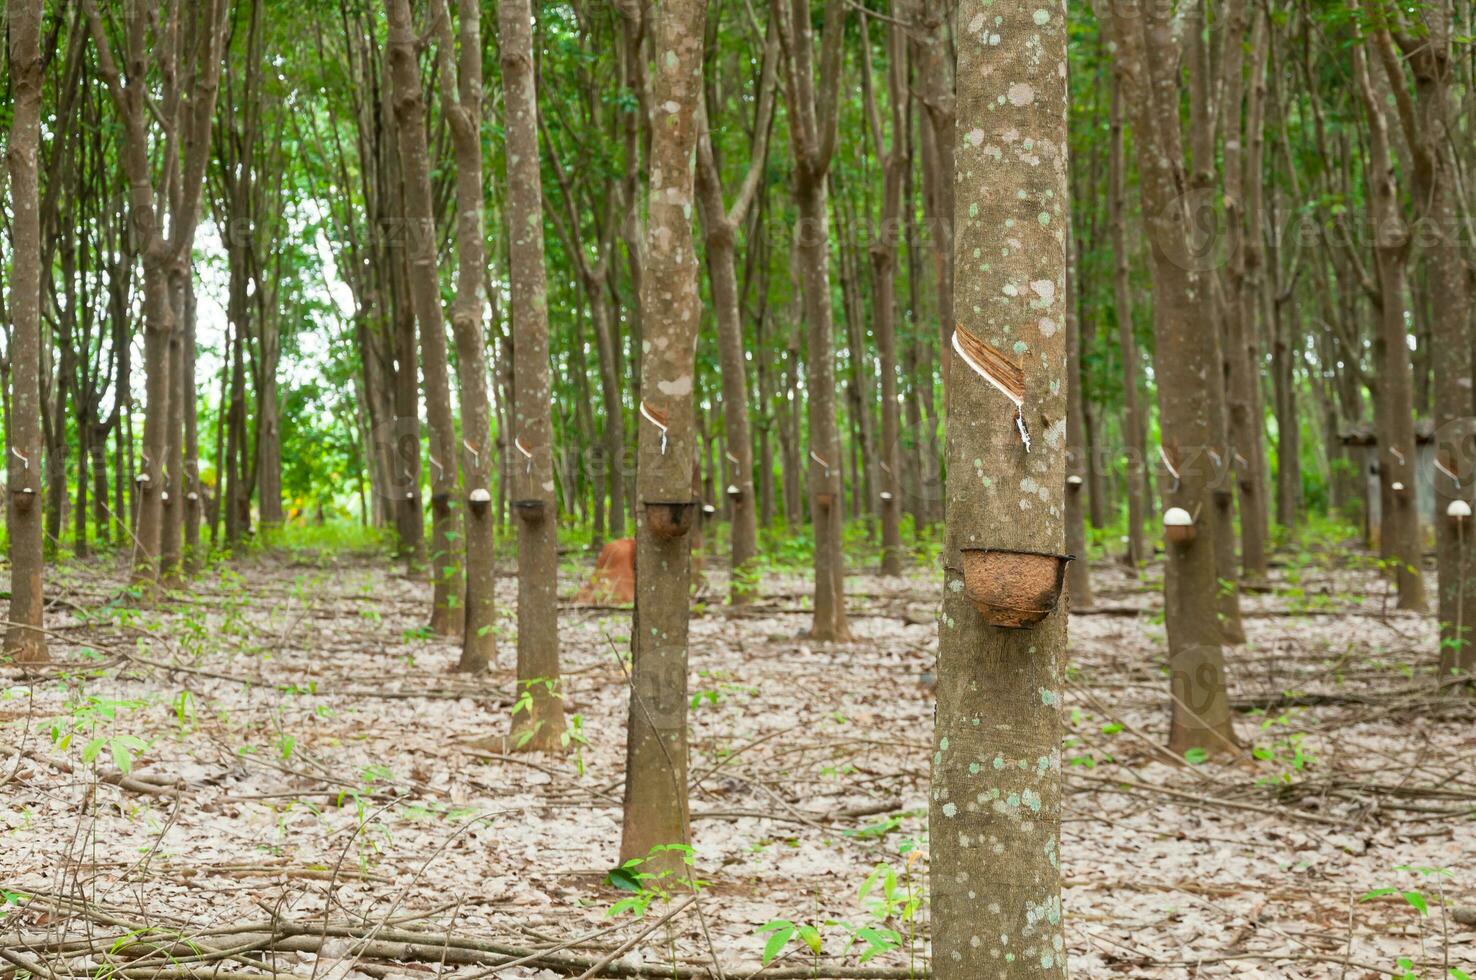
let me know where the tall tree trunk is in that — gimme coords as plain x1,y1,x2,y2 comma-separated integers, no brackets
1355,41,1425,612
1066,219,1094,609
1109,0,1240,756
912,0,954,401
183,280,203,570
390,239,425,566
1271,288,1301,530
1372,0,1473,664
931,0,1067,972
859,9,905,575
695,22,775,602
160,279,187,586
85,0,227,585
620,0,705,876
1221,13,1271,583
1107,75,1149,572
5,0,48,663
386,0,463,635
430,0,499,673
775,0,850,641
498,0,564,742
256,318,283,528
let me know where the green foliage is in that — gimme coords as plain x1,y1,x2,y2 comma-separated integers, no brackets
753,843,927,973
48,696,149,775
606,844,705,918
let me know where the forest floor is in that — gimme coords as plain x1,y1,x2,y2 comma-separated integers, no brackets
2,534,1474,979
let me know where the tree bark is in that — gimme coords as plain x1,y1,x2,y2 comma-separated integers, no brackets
620,0,706,877
183,281,203,571
859,8,905,576
774,0,850,640
85,0,227,585
1109,0,1240,756
5,0,48,664
694,21,776,602
1354,40,1425,612
1107,75,1150,573
1066,218,1094,610
428,0,498,672
499,0,565,745
1368,0,1473,665
931,0,1068,972
385,0,464,636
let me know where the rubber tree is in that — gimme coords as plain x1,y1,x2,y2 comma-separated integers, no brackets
695,20,777,604
84,0,228,585
5,0,47,664
429,0,497,672
1107,75,1150,572
1065,216,1094,609
857,6,906,577
385,0,465,636
1353,38,1425,612
620,0,707,877
500,0,565,746
1363,0,1474,668
772,0,850,640
930,0,1069,973
1107,0,1240,755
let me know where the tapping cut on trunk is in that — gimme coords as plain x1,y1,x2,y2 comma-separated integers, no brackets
951,326,1025,405
951,327,1032,451
640,400,671,454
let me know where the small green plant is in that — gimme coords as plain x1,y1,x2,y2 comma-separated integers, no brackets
1249,708,1315,784
1361,865,1465,979
754,843,927,974
562,713,589,776
510,677,564,749
172,691,194,733
49,696,149,775
606,844,706,918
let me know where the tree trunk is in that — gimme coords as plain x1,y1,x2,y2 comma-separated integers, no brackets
1066,219,1094,610
694,24,775,602
386,0,463,635
1355,43,1425,612
1271,289,1302,530
775,0,850,641
430,0,499,673
183,280,203,570
498,0,565,742
1109,0,1240,756
912,0,954,401
159,278,187,586
5,0,48,663
256,318,283,529
620,0,705,877
1107,75,1149,573
795,175,850,641
85,0,227,585
931,1,1067,972
1372,3,1469,660
859,10,905,575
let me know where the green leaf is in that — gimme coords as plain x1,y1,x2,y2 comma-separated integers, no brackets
759,922,795,964
110,740,134,775
797,924,822,954
1183,747,1209,765
1400,890,1428,916
607,864,643,892
81,737,105,765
